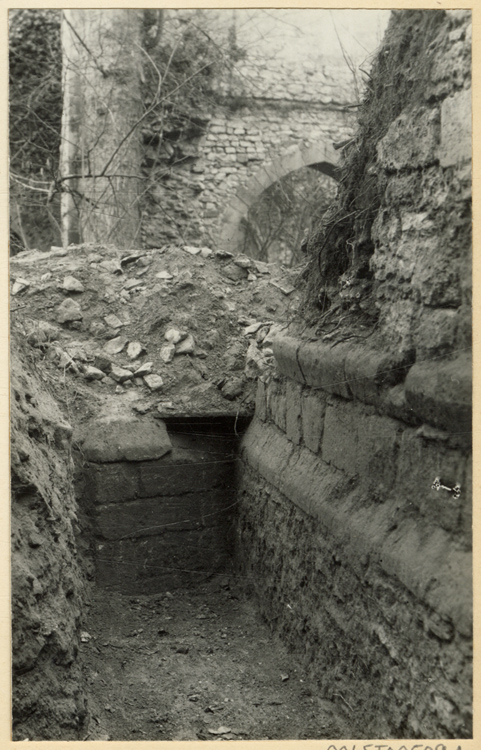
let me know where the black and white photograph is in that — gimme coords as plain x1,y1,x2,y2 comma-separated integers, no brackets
8,5,473,743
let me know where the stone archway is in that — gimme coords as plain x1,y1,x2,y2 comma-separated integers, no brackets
218,141,340,254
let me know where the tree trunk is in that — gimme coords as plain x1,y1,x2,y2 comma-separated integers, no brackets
60,10,143,249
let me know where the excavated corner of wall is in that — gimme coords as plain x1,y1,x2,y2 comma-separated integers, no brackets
10,330,88,740
237,9,472,739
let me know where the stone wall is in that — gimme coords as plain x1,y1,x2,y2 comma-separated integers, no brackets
142,15,356,250
76,417,239,595
235,9,472,740
237,335,471,738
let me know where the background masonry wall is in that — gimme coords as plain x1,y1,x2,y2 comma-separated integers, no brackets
142,42,355,251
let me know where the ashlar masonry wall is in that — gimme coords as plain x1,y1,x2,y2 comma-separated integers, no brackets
235,9,472,740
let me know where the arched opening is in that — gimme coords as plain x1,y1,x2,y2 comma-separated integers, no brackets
218,141,340,259
241,168,337,266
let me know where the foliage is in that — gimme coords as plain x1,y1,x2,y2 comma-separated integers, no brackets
242,168,336,266
9,10,62,177
9,10,62,250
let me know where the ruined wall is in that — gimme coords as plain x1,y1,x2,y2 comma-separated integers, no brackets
236,9,472,739
141,35,355,249
10,336,88,740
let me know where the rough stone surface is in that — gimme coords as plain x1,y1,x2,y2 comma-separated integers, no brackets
11,343,87,740
405,355,472,433
110,364,133,383
160,344,175,363
84,462,140,505
103,336,128,355
439,87,472,167
138,449,232,498
236,464,472,739
237,415,472,737
84,365,105,381
95,530,230,595
126,341,144,360
79,418,172,463
56,297,83,323
62,275,84,293
95,488,233,540
175,334,195,355
143,373,164,391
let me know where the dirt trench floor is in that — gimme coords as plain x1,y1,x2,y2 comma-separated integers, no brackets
80,574,354,741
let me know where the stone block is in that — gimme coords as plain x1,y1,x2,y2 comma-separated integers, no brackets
138,448,234,498
376,106,440,170
285,380,303,445
266,378,287,432
404,354,471,433
415,308,459,358
301,390,326,453
297,341,352,399
355,413,401,496
80,418,172,463
321,398,399,491
271,335,305,383
321,399,359,477
95,528,231,595
95,487,233,540
396,428,469,534
439,89,471,167
344,346,414,405
86,462,140,505
255,379,267,421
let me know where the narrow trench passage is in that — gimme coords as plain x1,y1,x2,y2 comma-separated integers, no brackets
80,577,354,741
77,416,354,741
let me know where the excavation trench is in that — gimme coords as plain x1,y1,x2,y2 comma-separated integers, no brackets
75,414,352,741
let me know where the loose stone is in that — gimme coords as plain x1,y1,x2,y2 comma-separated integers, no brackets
165,328,183,344
84,366,105,381
233,255,252,269
12,279,30,295
222,264,248,282
175,334,195,355
110,364,134,383
144,374,164,391
62,276,84,293
127,341,145,360
56,298,83,323
104,314,124,329
104,336,128,355
160,344,175,363
124,278,143,290
134,361,153,376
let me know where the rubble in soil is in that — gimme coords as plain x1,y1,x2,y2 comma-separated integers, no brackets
10,341,88,740
10,242,301,425
80,575,355,741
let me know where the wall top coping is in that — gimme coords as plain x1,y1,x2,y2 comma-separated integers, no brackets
271,334,472,436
